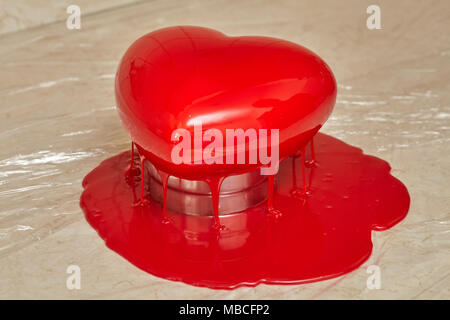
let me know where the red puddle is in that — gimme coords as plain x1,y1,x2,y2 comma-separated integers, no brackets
80,133,410,289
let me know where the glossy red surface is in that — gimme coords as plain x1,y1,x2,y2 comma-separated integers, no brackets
115,26,336,179
80,133,410,289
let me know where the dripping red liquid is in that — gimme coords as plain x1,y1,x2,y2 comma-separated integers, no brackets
80,133,410,289
156,169,170,224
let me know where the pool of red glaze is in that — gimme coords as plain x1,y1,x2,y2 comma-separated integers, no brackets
80,133,410,289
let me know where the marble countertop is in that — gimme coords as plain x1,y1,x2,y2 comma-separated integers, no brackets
0,0,449,299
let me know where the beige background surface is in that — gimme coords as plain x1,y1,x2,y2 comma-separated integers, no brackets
0,0,141,35
0,0,449,299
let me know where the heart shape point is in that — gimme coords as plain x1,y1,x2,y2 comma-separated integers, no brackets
115,26,336,178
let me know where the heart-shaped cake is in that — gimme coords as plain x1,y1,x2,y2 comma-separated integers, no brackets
82,27,410,289
115,26,336,179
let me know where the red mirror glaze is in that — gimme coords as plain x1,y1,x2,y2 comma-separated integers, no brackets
115,26,336,179
81,133,411,289
81,27,410,289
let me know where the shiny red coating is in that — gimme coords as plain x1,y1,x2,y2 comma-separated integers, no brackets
115,26,336,178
